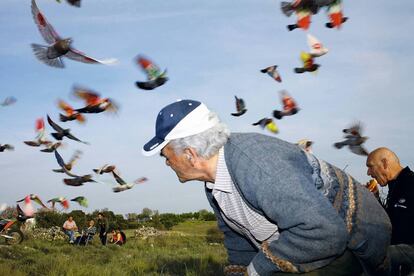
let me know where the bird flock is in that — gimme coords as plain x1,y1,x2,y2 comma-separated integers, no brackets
1,0,156,215
1,0,369,215
229,0,368,157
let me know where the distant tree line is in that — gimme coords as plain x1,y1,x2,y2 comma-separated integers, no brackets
6,207,217,230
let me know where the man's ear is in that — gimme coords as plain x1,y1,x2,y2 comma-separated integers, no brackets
381,158,388,170
184,148,198,165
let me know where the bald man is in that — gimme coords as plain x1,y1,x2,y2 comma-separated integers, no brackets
367,147,414,275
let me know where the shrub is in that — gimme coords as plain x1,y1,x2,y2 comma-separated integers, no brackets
206,227,224,244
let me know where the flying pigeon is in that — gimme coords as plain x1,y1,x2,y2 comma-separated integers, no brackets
47,197,69,209
72,85,119,114
252,118,279,134
0,144,14,152
111,171,147,193
47,115,89,144
260,65,282,82
273,90,300,119
0,97,17,107
307,34,328,57
58,100,85,123
40,142,62,153
24,118,53,148
325,0,348,29
17,195,35,217
135,56,168,90
281,0,346,31
54,150,95,186
93,164,116,174
296,139,313,153
31,0,117,68
334,122,369,156
70,196,88,208
231,96,247,117
16,194,48,209
294,51,320,73
52,150,82,173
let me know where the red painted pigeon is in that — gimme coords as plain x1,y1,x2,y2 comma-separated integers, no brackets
24,118,53,147
135,56,168,90
273,90,300,119
16,194,48,209
58,100,85,123
72,85,118,114
47,197,69,209
281,0,347,31
31,0,117,68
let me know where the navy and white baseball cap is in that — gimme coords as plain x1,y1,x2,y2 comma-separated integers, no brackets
142,99,219,156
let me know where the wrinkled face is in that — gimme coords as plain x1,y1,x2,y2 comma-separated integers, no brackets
160,144,196,183
366,157,388,186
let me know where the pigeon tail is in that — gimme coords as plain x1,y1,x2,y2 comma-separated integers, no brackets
273,110,284,120
59,113,70,122
287,24,298,31
31,44,64,68
294,67,306,73
281,2,294,17
334,142,345,149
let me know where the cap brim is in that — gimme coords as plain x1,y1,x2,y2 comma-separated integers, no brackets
142,136,170,157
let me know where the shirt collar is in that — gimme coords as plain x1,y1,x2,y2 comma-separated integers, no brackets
205,147,233,193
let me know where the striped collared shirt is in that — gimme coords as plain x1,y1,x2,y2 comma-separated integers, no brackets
205,148,280,248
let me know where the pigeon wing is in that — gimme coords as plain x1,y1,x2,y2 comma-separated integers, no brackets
72,85,101,105
31,0,61,44
66,132,89,144
47,115,64,132
33,195,48,208
66,48,118,65
111,171,127,185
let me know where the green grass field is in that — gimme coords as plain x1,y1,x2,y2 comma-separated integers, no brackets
0,221,227,276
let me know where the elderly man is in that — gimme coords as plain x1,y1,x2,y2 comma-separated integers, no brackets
367,148,414,275
62,215,77,244
143,99,391,275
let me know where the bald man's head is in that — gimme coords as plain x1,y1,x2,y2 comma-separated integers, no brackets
366,147,403,186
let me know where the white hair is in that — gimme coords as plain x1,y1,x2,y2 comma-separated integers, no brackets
168,112,230,159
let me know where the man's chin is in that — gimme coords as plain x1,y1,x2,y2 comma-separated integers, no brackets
178,177,187,183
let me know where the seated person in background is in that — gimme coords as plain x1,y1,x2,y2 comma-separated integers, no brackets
62,215,78,244
111,228,124,246
75,219,97,246
367,148,414,276
109,229,116,243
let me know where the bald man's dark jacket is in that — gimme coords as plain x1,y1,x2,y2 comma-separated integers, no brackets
386,166,414,245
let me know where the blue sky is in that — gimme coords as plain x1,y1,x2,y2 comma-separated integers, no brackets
0,0,413,214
